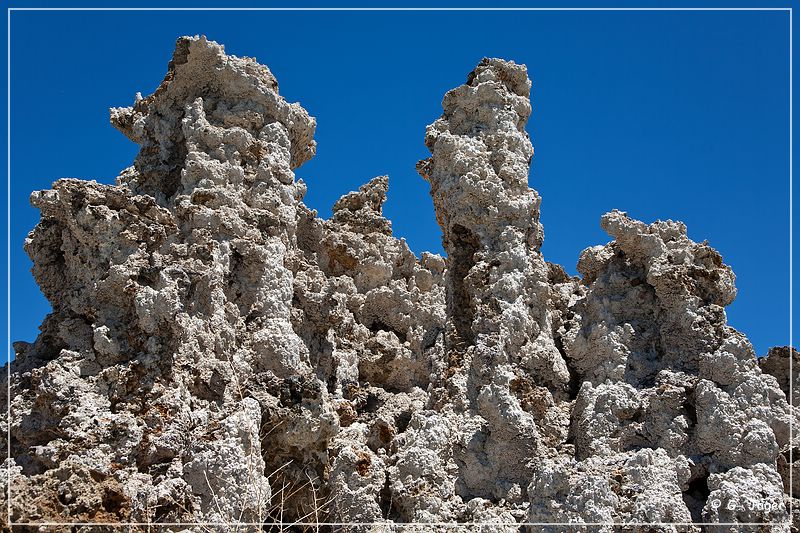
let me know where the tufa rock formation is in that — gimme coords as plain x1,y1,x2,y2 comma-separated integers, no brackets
1,36,796,532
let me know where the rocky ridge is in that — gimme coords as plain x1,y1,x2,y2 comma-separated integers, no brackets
1,36,796,532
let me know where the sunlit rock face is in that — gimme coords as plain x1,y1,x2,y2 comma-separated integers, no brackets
1,36,795,532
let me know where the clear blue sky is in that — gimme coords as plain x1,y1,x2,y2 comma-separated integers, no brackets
2,2,796,358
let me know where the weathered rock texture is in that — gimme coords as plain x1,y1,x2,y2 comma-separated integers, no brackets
1,36,796,532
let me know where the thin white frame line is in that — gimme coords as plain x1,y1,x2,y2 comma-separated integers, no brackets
4,4,794,529
4,7,796,11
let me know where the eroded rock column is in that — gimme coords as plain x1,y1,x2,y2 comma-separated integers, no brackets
398,58,573,518
418,59,569,395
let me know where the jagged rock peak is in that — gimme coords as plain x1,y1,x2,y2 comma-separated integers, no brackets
419,56,542,253
2,39,796,531
331,175,392,235
467,57,532,97
110,35,317,203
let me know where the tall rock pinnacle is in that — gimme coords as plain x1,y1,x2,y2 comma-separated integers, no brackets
2,38,796,531
418,58,569,393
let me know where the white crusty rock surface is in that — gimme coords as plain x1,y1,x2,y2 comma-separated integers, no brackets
1,36,796,532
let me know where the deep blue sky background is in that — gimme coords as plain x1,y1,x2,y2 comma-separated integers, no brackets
3,4,795,358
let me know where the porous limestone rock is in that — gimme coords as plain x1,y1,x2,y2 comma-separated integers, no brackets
1,36,795,533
